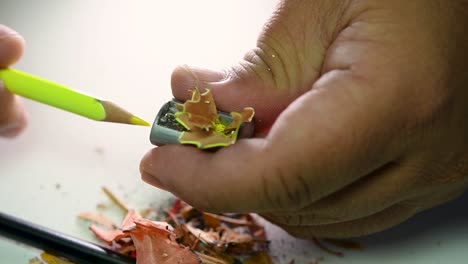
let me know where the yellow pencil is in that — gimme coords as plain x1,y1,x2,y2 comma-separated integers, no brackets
0,68,149,126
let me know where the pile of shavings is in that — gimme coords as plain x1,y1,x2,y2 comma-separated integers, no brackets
174,88,254,149
31,187,361,264
76,188,273,264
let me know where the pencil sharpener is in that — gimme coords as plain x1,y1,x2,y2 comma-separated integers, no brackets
150,99,254,146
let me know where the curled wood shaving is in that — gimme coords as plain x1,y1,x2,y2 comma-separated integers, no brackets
128,218,200,264
175,88,255,149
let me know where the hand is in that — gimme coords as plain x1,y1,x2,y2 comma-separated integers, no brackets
140,0,468,238
0,25,27,138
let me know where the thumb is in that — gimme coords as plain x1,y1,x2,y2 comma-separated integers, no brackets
170,65,294,134
170,1,346,134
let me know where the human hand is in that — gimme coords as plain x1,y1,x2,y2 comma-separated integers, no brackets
141,0,468,238
0,25,27,138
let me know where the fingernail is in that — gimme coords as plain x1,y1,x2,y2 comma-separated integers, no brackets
183,65,227,82
141,171,167,191
0,25,20,39
0,89,28,138
0,123,23,138
140,152,167,191
172,65,227,88
0,113,27,138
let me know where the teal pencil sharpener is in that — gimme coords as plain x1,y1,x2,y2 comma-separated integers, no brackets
150,99,255,147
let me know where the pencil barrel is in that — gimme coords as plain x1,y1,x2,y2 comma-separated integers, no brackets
0,68,106,121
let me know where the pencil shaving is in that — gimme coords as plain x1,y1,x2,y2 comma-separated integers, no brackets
79,196,273,264
77,212,117,229
175,88,254,149
101,186,130,213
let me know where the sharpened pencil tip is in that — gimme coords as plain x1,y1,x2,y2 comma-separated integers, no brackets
100,100,150,127
130,116,150,126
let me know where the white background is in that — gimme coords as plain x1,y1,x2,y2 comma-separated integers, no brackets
0,1,467,263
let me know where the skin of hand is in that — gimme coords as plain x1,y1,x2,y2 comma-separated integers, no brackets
141,0,468,238
0,24,27,138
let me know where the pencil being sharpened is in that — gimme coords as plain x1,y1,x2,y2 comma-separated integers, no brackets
0,68,149,126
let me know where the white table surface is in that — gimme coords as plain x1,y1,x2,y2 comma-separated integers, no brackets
0,1,467,263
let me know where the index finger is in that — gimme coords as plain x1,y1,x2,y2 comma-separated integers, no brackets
140,70,403,213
